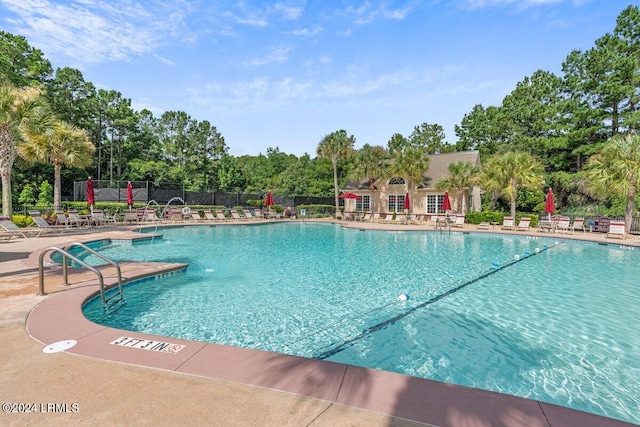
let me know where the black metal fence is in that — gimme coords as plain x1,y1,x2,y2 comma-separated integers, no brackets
71,180,335,209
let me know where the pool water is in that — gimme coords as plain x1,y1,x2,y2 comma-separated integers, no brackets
82,223,640,424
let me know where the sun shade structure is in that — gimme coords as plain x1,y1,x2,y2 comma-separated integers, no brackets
545,188,554,220
441,191,451,212
86,178,95,208
127,181,133,209
403,192,410,210
338,192,361,199
264,191,275,206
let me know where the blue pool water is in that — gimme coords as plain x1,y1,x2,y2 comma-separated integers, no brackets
82,223,640,424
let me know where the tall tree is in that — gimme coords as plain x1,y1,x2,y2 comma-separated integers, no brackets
45,67,96,129
390,146,430,214
490,151,545,218
316,129,355,213
584,133,640,234
0,85,53,217
0,31,52,87
18,120,95,209
435,161,480,214
351,144,390,212
408,122,451,153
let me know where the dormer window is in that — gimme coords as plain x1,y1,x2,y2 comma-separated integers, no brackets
388,177,405,185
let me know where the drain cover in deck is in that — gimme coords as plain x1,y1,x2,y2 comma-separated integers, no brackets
43,340,77,353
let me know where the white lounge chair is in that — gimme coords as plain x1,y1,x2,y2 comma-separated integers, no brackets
556,217,571,233
28,212,66,236
571,218,585,233
230,209,247,221
190,211,203,221
607,220,626,239
501,216,514,230
203,210,216,221
243,209,256,220
215,210,229,221
0,216,29,239
515,217,531,231
55,210,78,228
452,214,466,228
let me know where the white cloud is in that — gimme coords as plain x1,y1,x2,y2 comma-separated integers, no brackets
461,0,562,10
0,0,191,64
290,26,323,37
336,1,415,25
245,46,291,66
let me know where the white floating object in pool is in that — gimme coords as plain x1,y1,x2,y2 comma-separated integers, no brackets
535,248,540,253
43,340,77,353
514,254,520,260
397,293,409,301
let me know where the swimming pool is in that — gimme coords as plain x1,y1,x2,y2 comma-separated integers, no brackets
82,223,640,424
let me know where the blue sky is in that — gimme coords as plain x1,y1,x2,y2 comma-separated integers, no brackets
0,0,627,157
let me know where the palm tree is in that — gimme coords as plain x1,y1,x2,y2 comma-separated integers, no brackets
435,161,480,214
492,151,545,218
390,146,430,214
18,120,95,209
0,85,53,218
350,144,390,213
584,133,640,234
478,156,505,210
317,129,355,214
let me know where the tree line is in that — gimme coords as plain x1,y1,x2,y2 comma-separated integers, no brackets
1,5,639,229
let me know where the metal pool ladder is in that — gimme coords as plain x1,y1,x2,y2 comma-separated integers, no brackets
38,242,125,310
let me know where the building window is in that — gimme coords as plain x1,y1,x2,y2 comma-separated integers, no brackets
426,194,445,214
388,177,405,185
356,195,370,211
388,194,405,212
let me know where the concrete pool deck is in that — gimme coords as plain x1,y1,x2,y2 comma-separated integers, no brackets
1,220,638,426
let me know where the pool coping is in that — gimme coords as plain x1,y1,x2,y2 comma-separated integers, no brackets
23,225,640,427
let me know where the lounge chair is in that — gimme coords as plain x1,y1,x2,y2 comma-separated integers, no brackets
140,209,160,223
477,222,490,230
501,216,514,230
0,216,29,239
452,214,466,228
123,211,138,224
358,212,372,222
571,218,585,233
555,217,571,233
203,210,216,221
103,211,118,226
393,213,406,224
243,209,256,220
68,210,90,227
215,210,229,221
230,209,247,221
28,213,66,236
607,220,626,239
170,208,183,221
90,209,105,226
515,217,531,231
371,212,381,222
54,210,78,228
190,211,203,221
538,218,553,232
254,210,265,220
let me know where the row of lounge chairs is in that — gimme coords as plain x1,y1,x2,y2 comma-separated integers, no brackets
350,212,466,227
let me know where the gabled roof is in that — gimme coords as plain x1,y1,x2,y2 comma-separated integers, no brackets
342,150,481,191
419,150,481,189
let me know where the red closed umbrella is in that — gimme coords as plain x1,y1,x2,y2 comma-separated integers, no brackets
264,191,275,217
264,191,275,207
441,191,451,212
86,178,95,208
545,188,554,220
338,192,361,199
127,181,134,209
403,192,410,210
